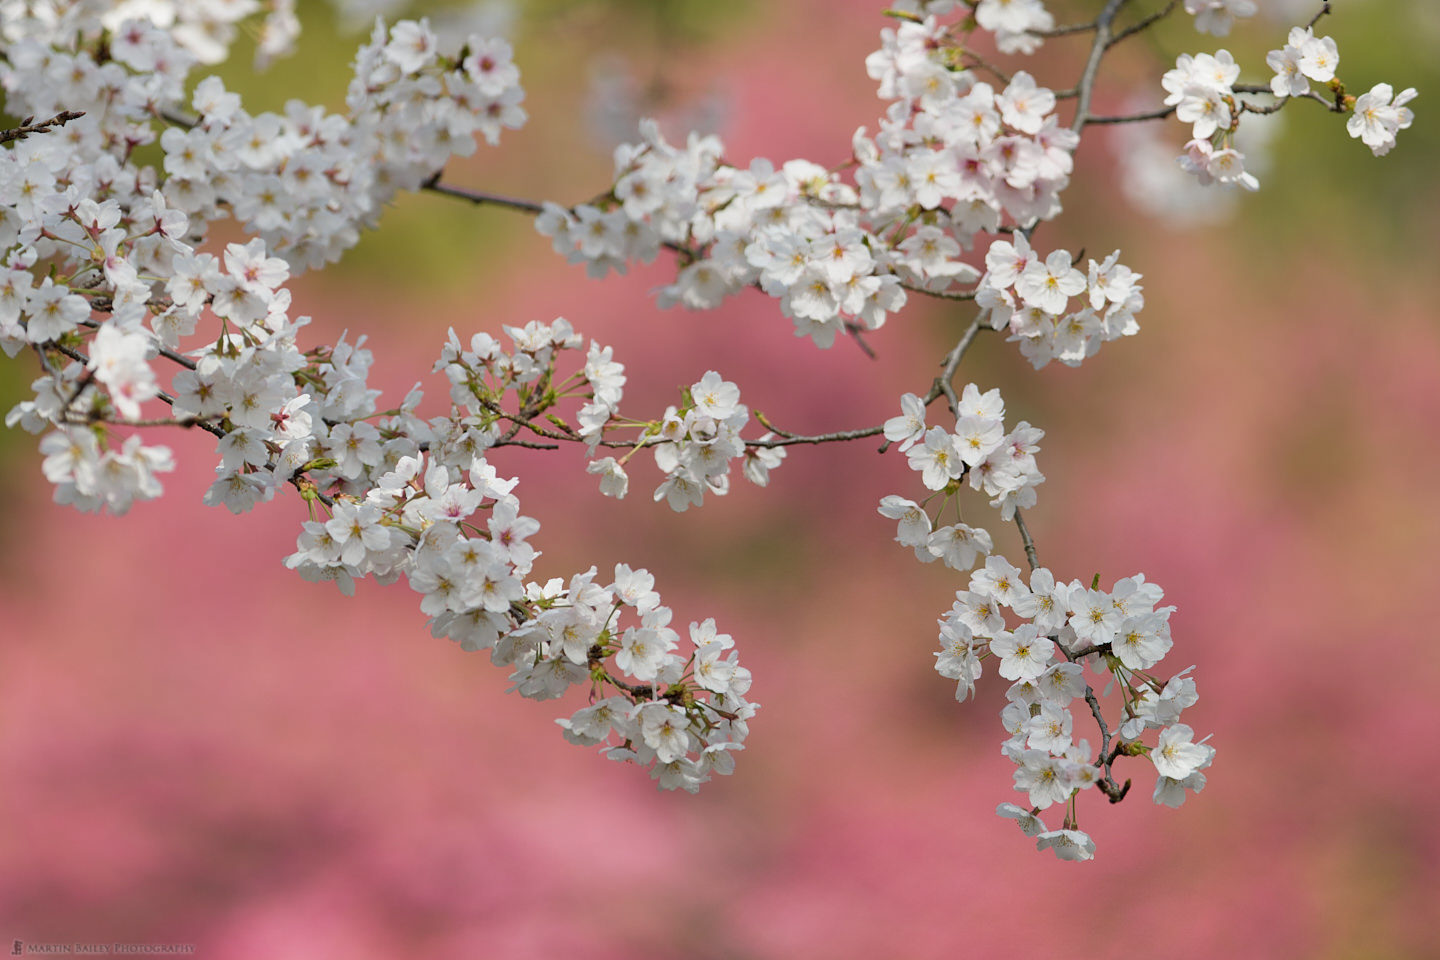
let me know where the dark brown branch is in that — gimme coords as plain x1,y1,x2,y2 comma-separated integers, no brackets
0,110,85,145
746,423,885,448
421,173,546,215
899,280,979,301
1085,105,1175,124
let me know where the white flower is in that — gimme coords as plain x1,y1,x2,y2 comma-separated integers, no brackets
1152,723,1214,780
1035,829,1096,861
907,426,963,490
989,624,1055,681
884,392,927,451
587,457,629,498
1347,83,1417,157
1016,250,1086,315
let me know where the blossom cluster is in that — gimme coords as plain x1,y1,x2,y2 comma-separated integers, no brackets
976,235,1143,369
862,25,1075,231
166,20,523,270
877,382,1211,860
587,368,786,512
536,123,907,349
880,382,1042,562
1264,23,1419,156
537,10,1095,362
963,564,1211,861
1163,19,1416,192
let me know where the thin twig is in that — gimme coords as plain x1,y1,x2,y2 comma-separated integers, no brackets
844,322,879,360
746,425,885,448
923,317,984,416
1107,0,1180,50
0,110,85,145
899,280,979,301
1036,20,1102,38
1085,105,1175,124
961,49,1013,86
421,174,547,215
490,437,561,450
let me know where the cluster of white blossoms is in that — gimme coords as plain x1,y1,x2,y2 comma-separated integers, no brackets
976,234,1143,369
536,121,907,349
0,0,1415,857
588,369,786,513
1165,20,1416,191
537,8,1089,363
0,0,303,66
879,381,1212,860
861,18,1077,238
0,8,527,513
880,382,1042,565
166,20,523,270
0,14,523,274
1161,50,1264,191
1344,82,1417,157
962,565,1210,861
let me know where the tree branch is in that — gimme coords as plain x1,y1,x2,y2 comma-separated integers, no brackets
420,173,547,215
923,316,984,416
1014,508,1040,570
0,110,85,145
1072,0,1134,135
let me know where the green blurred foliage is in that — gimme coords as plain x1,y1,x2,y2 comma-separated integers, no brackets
1242,2,1439,269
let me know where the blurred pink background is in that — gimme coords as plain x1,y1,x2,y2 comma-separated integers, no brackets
2,2,1438,957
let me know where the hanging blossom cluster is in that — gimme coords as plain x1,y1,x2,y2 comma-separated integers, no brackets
977,565,1207,861
879,382,1210,859
882,382,1043,545
0,0,1417,859
299,325,756,794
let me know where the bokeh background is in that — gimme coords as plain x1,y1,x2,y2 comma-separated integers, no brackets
2,1,1438,957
